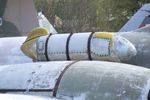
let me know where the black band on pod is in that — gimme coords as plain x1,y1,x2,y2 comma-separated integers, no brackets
87,32,94,60
45,33,52,61
66,32,73,60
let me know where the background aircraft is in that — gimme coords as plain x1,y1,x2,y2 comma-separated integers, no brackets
0,0,57,65
0,2,150,68
0,0,57,37
0,0,38,37
120,4,150,32
118,4,150,67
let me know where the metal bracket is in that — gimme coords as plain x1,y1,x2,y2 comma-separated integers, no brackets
0,18,3,26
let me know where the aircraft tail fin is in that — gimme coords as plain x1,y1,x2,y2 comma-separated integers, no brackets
119,4,150,32
37,12,57,34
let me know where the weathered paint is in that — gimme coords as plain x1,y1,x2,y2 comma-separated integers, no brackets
0,61,150,100
121,32,150,68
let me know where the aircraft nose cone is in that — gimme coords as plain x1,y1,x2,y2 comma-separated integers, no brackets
115,36,137,61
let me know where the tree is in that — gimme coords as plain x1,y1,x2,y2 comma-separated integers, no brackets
34,0,150,32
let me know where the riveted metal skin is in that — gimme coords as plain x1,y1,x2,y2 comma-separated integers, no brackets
35,32,136,62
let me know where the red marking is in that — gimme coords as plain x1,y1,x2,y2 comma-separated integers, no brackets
139,23,146,28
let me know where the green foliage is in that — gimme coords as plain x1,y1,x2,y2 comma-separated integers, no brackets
34,0,150,32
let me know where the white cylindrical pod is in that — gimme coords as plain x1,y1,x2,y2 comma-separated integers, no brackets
21,28,137,62
36,32,137,62
37,32,91,61
0,61,150,100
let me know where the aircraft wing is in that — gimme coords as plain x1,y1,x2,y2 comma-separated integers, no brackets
119,4,150,32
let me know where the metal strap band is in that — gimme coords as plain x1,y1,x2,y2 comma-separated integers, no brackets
66,32,73,60
87,32,94,60
53,61,79,97
0,89,53,93
45,33,52,61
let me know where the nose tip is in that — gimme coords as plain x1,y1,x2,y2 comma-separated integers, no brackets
128,44,137,58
